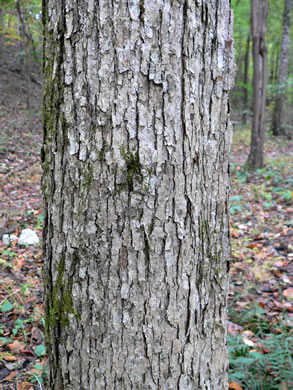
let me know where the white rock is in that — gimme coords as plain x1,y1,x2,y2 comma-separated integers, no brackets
18,229,40,246
2,234,18,245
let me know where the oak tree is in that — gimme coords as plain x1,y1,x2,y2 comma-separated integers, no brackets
42,1,235,388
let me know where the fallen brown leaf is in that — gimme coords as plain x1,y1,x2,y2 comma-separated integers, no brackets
229,382,243,390
273,300,283,310
242,330,255,337
17,383,34,390
259,301,266,309
26,367,41,375
273,269,281,278
280,382,289,390
236,301,250,309
2,370,17,382
30,326,42,344
283,287,293,298
4,355,17,362
8,340,25,354
274,259,288,267
283,302,293,311
227,321,242,335
13,256,25,272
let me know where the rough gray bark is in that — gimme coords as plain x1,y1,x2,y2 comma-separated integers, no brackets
272,0,292,136
247,0,268,169
42,0,235,389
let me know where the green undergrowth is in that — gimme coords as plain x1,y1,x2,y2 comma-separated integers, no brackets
230,160,292,216
229,129,293,389
228,308,293,389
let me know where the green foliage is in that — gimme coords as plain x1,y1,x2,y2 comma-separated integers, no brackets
0,257,12,269
0,336,11,344
29,363,48,385
34,344,46,357
232,0,251,40
230,160,292,215
230,0,252,108
0,324,4,335
254,165,293,205
0,300,14,312
230,195,243,215
231,0,293,128
12,318,28,342
231,163,251,183
228,331,293,389
35,213,44,230
0,0,42,60
229,299,293,389
0,241,18,269
3,248,16,258
229,305,271,336
256,166,282,184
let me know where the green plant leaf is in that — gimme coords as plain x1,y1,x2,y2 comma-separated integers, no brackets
0,337,10,344
231,195,243,202
263,202,272,208
34,344,46,357
33,364,44,370
1,301,14,312
230,205,242,214
272,186,285,192
281,190,292,200
264,193,272,200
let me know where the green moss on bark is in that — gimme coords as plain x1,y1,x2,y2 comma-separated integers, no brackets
45,256,77,334
117,145,151,194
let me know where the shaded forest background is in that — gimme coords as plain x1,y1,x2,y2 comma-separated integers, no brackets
0,0,292,389
232,0,292,136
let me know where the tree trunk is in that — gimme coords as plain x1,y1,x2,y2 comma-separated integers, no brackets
272,0,292,136
16,0,33,130
42,1,235,389
269,45,279,87
0,8,5,30
242,33,251,124
247,0,268,169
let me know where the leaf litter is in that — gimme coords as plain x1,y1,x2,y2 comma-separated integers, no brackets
228,129,293,389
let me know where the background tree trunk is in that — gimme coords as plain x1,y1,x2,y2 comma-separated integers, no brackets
242,33,251,124
247,0,268,169
16,0,33,130
0,8,5,30
272,0,292,137
42,0,235,388
269,45,279,87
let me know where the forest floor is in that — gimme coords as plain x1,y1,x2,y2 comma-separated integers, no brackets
0,42,292,390
228,129,293,390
